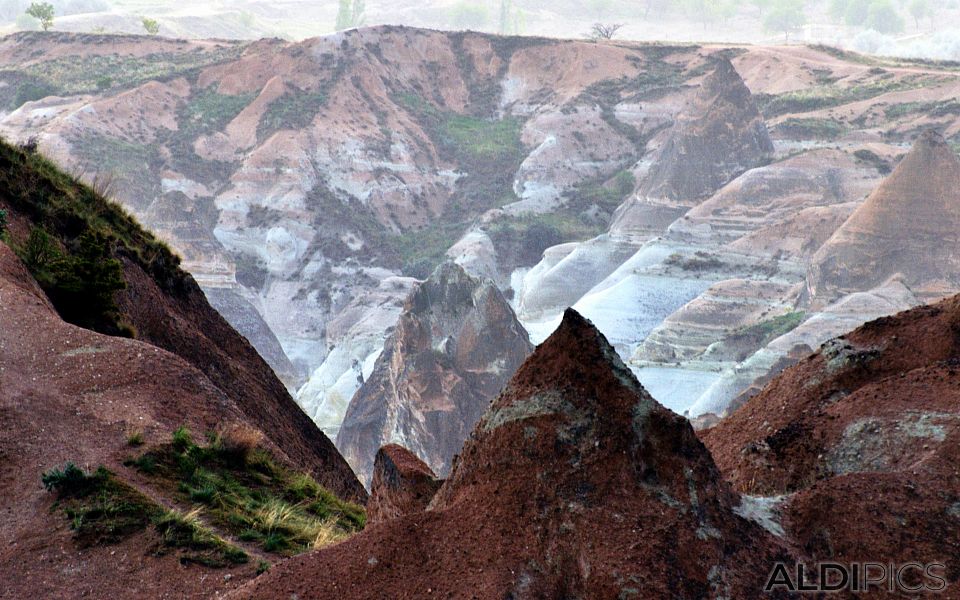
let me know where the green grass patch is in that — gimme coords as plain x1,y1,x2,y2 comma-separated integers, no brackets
179,87,255,138
258,88,328,141
397,92,525,169
756,76,937,118
154,508,249,568
884,100,960,120
42,462,246,566
485,212,606,268
389,220,471,280
563,169,636,215
126,426,365,557
43,463,157,547
736,311,806,340
0,140,183,335
777,117,849,140
4,40,247,109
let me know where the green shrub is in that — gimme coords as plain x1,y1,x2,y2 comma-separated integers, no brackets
171,426,193,451
42,464,158,546
258,89,328,140
17,228,127,331
13,80,58,109
129,427,366,556
41,462,91,494
0,208,7,238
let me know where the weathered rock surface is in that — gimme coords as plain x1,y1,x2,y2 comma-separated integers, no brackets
808,130,960,304
366,444,442,524
8,32,960,437
336,262,532,486
688,277,918,418
0,30,702,431
230,310,792,599
702,294,960,583
611,57,772,239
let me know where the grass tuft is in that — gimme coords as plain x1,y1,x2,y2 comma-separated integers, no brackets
128,427,365,557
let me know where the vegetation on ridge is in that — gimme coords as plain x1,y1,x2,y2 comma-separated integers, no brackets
0,138,183,336
127,425,366,557
42,462,248,567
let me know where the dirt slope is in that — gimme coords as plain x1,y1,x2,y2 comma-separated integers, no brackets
702,294,960,589
808,130,960,304
0,140,364,503
229,310,792,599
0,241,260,599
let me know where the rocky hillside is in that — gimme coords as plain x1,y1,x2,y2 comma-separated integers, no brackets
701,293,960,584
6,28,960,436
228,310,792,599
0,139,366,598
335,261,531,486
233,298,960,598
808,129,960,305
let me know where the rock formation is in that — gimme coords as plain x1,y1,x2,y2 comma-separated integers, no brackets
643,57,774,203
702,294,960,582
336,261,532,485
808,130,960,304
230,310,791,599
366,444,442,524
610,57,773,239
0,139,364,597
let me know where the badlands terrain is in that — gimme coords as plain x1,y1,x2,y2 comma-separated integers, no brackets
2,24,960,599
5,27,960,481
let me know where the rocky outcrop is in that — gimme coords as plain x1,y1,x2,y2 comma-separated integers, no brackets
643,57,774,202
230,310,791,599
610,57,772,240
0,140,364,597
336,262,532,486
366,444,442,524
808,130,960,304
702,294,960,582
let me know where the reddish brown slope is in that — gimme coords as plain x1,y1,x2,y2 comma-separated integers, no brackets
0,242,258,599
366,444,441,524
0,141,364,503
230,310,792,599
702,295,960,584
704,295,960,494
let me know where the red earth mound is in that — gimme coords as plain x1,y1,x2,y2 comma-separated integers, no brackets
366,444,442,524
703,293,960,589
0,242,261,598
230,309,792,599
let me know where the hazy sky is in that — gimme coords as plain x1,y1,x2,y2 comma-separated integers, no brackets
4,0,960,60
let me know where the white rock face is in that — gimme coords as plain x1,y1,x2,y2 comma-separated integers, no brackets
687,278,919,417
446,229,500,283
515,235,639,322
296,275,417,438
